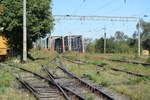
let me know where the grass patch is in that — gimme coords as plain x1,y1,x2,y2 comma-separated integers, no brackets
66,55,76,60
82,73,110,86
62,52,150,100
120,56,128,61
0,65,35,100
124,77,149,85
146,56,150,63
1,51,149,100
112,83,150,100
0,50,58,100
85,94,95,100
84,54,91,60
0,74,13,87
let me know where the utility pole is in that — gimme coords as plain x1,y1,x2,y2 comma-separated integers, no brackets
102,27,106,54
138,20,141,56
23,0,27,62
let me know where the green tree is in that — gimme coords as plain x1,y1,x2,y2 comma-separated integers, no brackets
140,20,150,40
140,20,150,51
84,38,92,48
142,39,150,52
105,37,116,53
127,32,138,47
0,0,54,55
115,31,128,41
95,38,104,53
86,42,95,53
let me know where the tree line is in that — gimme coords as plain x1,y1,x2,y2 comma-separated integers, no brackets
86,20,150,54
0,0,54,56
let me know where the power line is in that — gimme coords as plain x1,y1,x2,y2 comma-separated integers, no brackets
106,4,122,14
124,0,126,4
73,0,86,14
89,0,115,14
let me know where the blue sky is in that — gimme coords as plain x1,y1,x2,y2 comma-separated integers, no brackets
52,0,150,39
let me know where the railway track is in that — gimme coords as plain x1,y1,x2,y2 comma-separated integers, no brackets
12,55,137,100
17,76,66,100
16,67,87,100
16,67,69,100
62,57,86,65
62,56,149,78
16,65,115,100
111,68,150,78
56,66,114,100
62,56,107,67
42,66,85,100
47,57,114,100
63,56,150,67
104,58,150,67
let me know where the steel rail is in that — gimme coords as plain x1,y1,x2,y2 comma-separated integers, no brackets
111,68,150,78
107,58,150,66
63,57,86,65
42,66,71,100
16,77,39,99
17,67,70,100
42,66,86,100
63,56,149,78
62,56,107,67
17,66,86,100
57,66,114,100
49,55,59,63
63,56,150,66
61,86,86,100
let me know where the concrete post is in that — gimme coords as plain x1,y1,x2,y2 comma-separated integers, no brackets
62,37,65,52
23,0,27,61
68,36,72,51
81,37,85,53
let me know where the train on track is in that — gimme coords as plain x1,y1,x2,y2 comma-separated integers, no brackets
0,34,9,61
